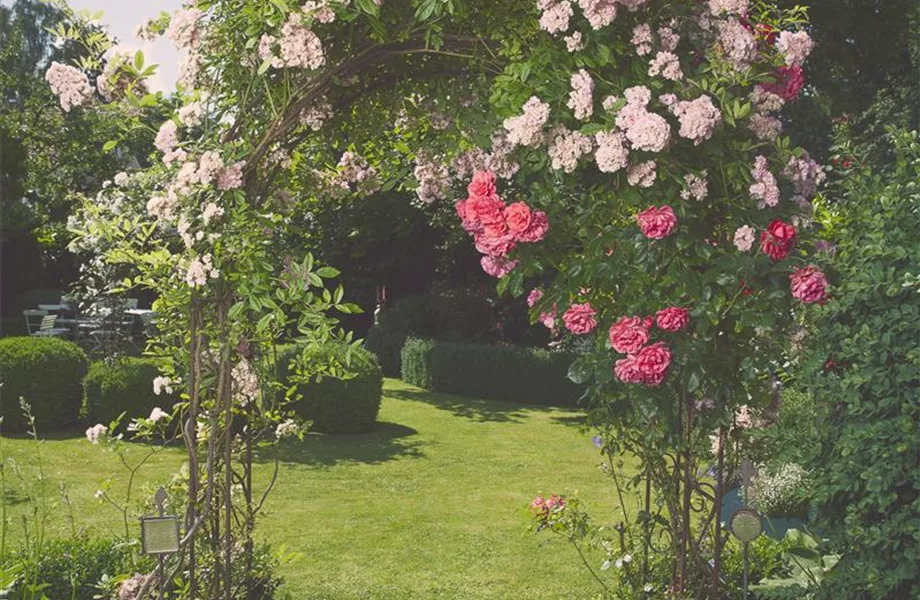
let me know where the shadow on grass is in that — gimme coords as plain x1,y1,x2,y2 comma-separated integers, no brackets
549,413,587,428
384,386,571,424
255,421,424,467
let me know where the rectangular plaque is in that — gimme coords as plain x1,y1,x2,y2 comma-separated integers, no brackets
140,516,180,555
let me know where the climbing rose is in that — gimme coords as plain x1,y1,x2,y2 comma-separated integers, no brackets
733,225,756,252
538,0,573,34
518,210,550,243
481,256,517,278
567,69,595,120
760,65,805,101
609,316,649,354
670,95,721,145
635,342,672,386
563,302,597,335
45,62,93,112
750,155,780,208
776,31,814,67
790,265,827,304
614,355,643,384
636,205,677,239
85,423,107,444
760,219,796,260
627,160,657,187
527,288,544,308
504,202,533,235
656,307,689,332
468,170,496,198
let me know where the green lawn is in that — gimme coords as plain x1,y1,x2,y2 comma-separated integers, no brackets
1,379,633,599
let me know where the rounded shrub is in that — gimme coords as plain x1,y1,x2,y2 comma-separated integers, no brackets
82,358,176,427
276,341,383,434
0,336,87,432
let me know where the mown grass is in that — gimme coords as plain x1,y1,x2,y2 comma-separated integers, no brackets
1,379,636,599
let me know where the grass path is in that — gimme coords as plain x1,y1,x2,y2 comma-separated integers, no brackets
1,379,633,599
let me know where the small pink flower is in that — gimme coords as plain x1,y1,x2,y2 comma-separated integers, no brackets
655,307,689,332
609,316,649,354
467,170,497,198
790,265,828,304
563,302,597,335
734,225,756,252
85,423,107,444
480,256,517,278
636,205,677,239
527,288,543,308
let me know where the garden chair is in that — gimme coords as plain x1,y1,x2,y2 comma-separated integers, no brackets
33,315,70,338
22,309,48,335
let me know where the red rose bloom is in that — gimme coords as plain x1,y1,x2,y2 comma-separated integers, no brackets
563,302,597,335
614,355,643,384
518,210,550,243
609,316,650,354
467,170,496,198
760,65,805,101
635,342,672,387
790,265,828,304
656,307,690,332
504,201,533,235
760,219,797,261
636,205,678,240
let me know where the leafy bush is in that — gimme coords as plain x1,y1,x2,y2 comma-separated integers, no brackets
802,130,920,599
400,338,581,407
2,537,141,600
276,341,383,434
0,337,87,432
82,358,176,427
366,290,492,376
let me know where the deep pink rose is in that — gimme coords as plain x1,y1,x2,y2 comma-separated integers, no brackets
614,355,643,384
481,255,517,278
760,65,805,101
790,265,827,304
563,302,597,335
518,210,549,243
655,307,690,332
635,342,672,386
527,288,543,308
467,170,497,198
636,205,678,239
609,316,650,354
760,219,797,261
474,232,516,257
504,201,533,235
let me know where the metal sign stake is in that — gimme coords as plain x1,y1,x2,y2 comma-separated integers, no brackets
140,487,180,600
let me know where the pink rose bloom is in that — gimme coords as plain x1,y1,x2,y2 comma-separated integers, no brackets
539,304,558,330
474,232,516,257
609,316,650,354
636,205,677,239
504,202,533,235
481,256,517,278
734,225,756,252
760,219,796,261
563,302,597,335
527,288,543,308
760,65,805,101
465,194,505,226
656,307,689,332
614,355,643,384
467,170,497,198
518,210,549,243
790,265,828,304
635,342,672,386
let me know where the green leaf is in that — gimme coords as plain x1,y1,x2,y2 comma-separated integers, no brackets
316,266,340,278
568,357,593,384
102,140,118,152
257,58,273,76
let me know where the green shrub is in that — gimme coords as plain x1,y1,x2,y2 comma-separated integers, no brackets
366,290,492,376
82,358,176,427
276,341,383,434
802,130,920,599
0,337,87,432
400,338,582,407
3,537,141,600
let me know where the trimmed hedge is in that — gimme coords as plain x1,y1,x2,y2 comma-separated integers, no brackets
366,291,492,376
0,337,87,432
82,358,176,427
276,341,383,434
400,338,582,407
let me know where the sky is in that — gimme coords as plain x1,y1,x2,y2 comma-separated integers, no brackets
67,0,183,92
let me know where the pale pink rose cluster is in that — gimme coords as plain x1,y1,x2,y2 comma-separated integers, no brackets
784,153,825,207
750,87,785,114
648,51,683,81
548,127,594,172
567,69,594,120
776,31,814,67
452,148,489,180
85,423,107,444
333,151,379,194
631,23,653,56
627,160,657,188
146,193,177,222
232,358,259,406
504,96,551,148
260,13,325,70
155,120,186,164
485,132,521,179
594,130,629,173
165,8,203,49
178,101,204,127
201,202,224,225
153,376,173,395
577,0,618,30
708,0,748,16
750,155,780,208
564,31,584,52
303,0,337,24
413,154,450,204
615,86,670,153
669,95,721,145
538,0,573,34
185,253,219,287
748,113,782,141
217,161,245,191
680,172,708,201
178,51,202,90
45,62,93,112
733,225,756,251
717,18,758,71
